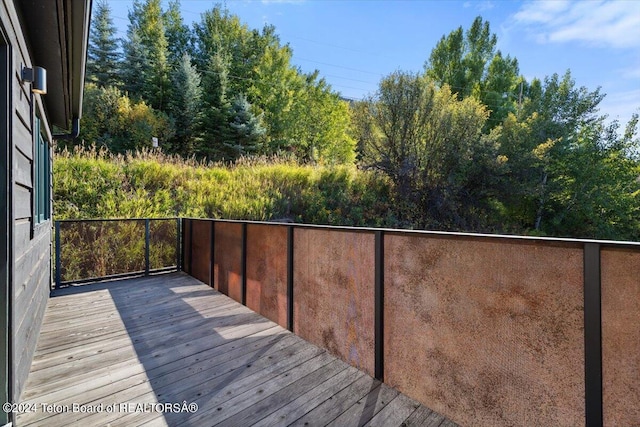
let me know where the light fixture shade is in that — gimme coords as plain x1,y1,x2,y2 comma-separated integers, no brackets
21,66,47,95
32,66,47,94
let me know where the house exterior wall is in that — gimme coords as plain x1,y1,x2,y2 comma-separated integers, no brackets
1,1,53,403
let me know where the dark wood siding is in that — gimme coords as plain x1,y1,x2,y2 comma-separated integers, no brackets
1,0,52,403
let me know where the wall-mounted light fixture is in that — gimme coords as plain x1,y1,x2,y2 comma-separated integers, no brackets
21,66,47,95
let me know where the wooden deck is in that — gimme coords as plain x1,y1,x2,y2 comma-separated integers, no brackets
17,273,457,427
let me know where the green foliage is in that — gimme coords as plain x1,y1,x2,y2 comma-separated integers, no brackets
198,50,233,159
167,53,203,156
357,71,497,229
54,149,394,228
287,73,356,164
81,2,355,164
163,0,193,66
78,84,174,152
545,117,640,239
481,52,521,126
492,71,640,239
426,16,497,99
425,16,519,130
74,10,640,241
86,0,120,88
127,0,170,110
226,94,266,158
120,28,147,97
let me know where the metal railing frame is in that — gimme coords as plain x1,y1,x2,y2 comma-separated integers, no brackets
53,216,640,427
180,217,640,427
54,217,181,288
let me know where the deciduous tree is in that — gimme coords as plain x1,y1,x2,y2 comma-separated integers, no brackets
358,72,496,229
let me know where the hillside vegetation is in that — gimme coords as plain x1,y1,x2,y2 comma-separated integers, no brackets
54,148,395,227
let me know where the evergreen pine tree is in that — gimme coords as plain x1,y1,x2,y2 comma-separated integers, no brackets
168,54,203,156
163,0,192,67
86,0,120,87
226,94,266,158
125,0,170,110
199,50,233,160
121,28,148,99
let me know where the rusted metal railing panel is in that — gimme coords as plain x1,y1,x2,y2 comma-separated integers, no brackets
245,223,289,329
601,247,640,427
383,233,585,426
213,222,244,303
189,219,212,286
293,228,376,377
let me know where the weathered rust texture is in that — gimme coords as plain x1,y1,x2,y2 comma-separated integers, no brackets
384,234,585,426
601,247,640,427
190,220,211,285
214,222,243,302
246,224,288,328
293,228,375,377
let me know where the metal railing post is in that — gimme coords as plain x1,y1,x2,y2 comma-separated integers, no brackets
241,223,247,305
176,218,181,272
188,219,193,274
374,230,384,381
287,226,294,332
584,243,603,427
214,220,216,289
54,221,61,289
145,219,150,276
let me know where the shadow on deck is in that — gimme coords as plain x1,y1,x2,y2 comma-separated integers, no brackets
17,273,455,427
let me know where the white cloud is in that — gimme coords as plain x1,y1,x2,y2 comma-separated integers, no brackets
465,1,495,11
599,89,640,123
620,65,640,80
513,0,640,49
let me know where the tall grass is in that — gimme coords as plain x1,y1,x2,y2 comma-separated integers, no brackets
54,147,396,227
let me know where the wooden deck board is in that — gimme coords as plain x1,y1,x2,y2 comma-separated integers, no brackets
401,405,445,427
362,393,421,427
17,273,456,427
251,365,364,427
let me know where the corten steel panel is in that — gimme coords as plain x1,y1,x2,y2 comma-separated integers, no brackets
214,222,243,302
601,248,640,427
190,220,212,285
246,224,288,328
384,234,585,427
293,229,375,377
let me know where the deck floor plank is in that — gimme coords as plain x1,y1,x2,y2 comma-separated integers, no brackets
31,303,259,368
401,405,445,427
33,300,250,358
215,359,354,427
17,273,456,427
323,381,399,426
251,365,364,427
361,392,421,426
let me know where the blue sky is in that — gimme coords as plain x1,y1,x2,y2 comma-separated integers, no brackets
107,0,640,125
